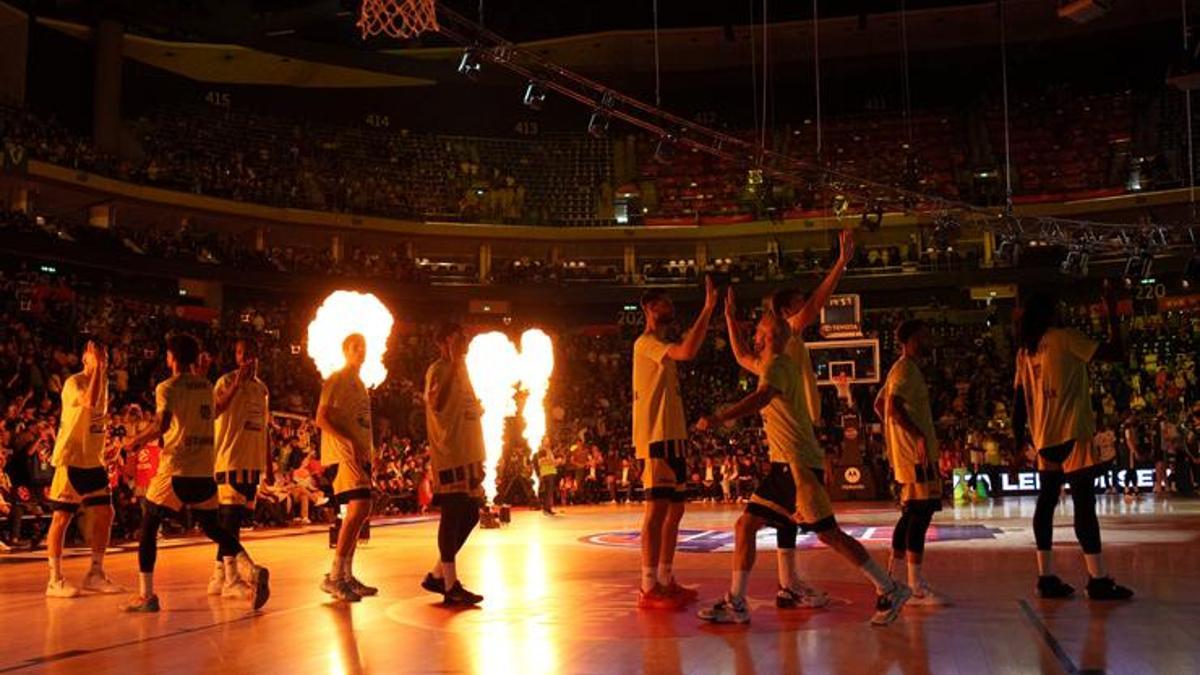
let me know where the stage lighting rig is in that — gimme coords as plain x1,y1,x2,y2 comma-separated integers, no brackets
523,81,547,110
427,4,1163,252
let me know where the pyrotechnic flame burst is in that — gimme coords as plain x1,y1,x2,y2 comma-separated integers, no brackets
306,290,394,388
518,329,555,463
465,329,556,501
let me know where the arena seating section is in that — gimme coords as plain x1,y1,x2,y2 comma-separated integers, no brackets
0,89,1145,228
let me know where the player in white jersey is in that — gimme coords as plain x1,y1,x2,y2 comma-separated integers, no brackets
874,320,949,606
45,341,125,598
420,323,486,606
632,277,718,609
1013,286,1133,601
316,334,378,602
120,334,268,612
696,290,910,626
763,228,855,608
207,339,272,604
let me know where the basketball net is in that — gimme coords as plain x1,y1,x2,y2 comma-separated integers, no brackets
833,375,853,404
357,0,439,39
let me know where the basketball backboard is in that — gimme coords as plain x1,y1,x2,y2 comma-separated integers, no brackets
807,337,881,385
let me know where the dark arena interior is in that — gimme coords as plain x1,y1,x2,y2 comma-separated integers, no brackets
1,0,1199,673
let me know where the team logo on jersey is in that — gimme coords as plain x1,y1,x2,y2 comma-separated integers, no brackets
583,524,1002,553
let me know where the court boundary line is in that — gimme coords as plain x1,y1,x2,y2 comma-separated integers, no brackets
1017,599,1079,675
0,515,437,565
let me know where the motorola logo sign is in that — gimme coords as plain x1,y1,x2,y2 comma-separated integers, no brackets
844,467,861,484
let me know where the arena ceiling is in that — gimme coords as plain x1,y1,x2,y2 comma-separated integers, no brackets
23,0,1183,86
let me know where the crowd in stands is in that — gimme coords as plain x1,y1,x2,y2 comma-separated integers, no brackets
3,252,1199,551
1,87,1151,228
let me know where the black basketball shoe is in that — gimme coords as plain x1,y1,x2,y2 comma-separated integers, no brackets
1036,575,1075,599
1085,576,1134,601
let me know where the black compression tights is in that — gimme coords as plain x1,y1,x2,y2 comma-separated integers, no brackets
1033,469,1102,554
214,505,244,560
776,522,798,550
140,505,243,573
437,494,481,564
891,509,934,556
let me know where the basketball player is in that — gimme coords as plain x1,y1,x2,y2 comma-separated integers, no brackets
120,334,268,612
45,341,125,597
1012,287,1133,600
207,339,273,603
316,334,378,602
763,228,855,609
633,277,718,609
420,323,486,606
696,290,910,625
874,319,949,606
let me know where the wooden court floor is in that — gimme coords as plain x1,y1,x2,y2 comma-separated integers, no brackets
0,496,1197,674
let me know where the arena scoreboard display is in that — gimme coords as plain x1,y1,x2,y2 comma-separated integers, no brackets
819,294,862,338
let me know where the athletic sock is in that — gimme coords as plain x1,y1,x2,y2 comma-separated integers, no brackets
859,559,894,594
331,555,346,581
48,556,63,582
1083,553,1107,579
90,550,104,573
777,548,798,589
236,551,255,570
730,570,750,601
907,561,923,589
641,566,657,593
223,556,240,583
139,572,154,597
1036,550,1054,576
442,561,458,590
656,562,674,587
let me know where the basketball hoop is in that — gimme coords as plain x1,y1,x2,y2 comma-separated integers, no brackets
357,0,439,39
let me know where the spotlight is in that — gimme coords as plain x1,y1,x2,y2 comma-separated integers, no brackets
1060,248,1089,277
996,236,1021,265
457,48,482,80
931,213,962,250
860,200,884,232
1186,254,1200,288
523,81,546,110
587,110,609,138
653,135,676,164
1124,252,1151,282
831,194,848,219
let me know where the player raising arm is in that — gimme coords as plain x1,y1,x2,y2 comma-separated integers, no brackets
45,341,126,598
632,276,718,609
697,290,910,626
